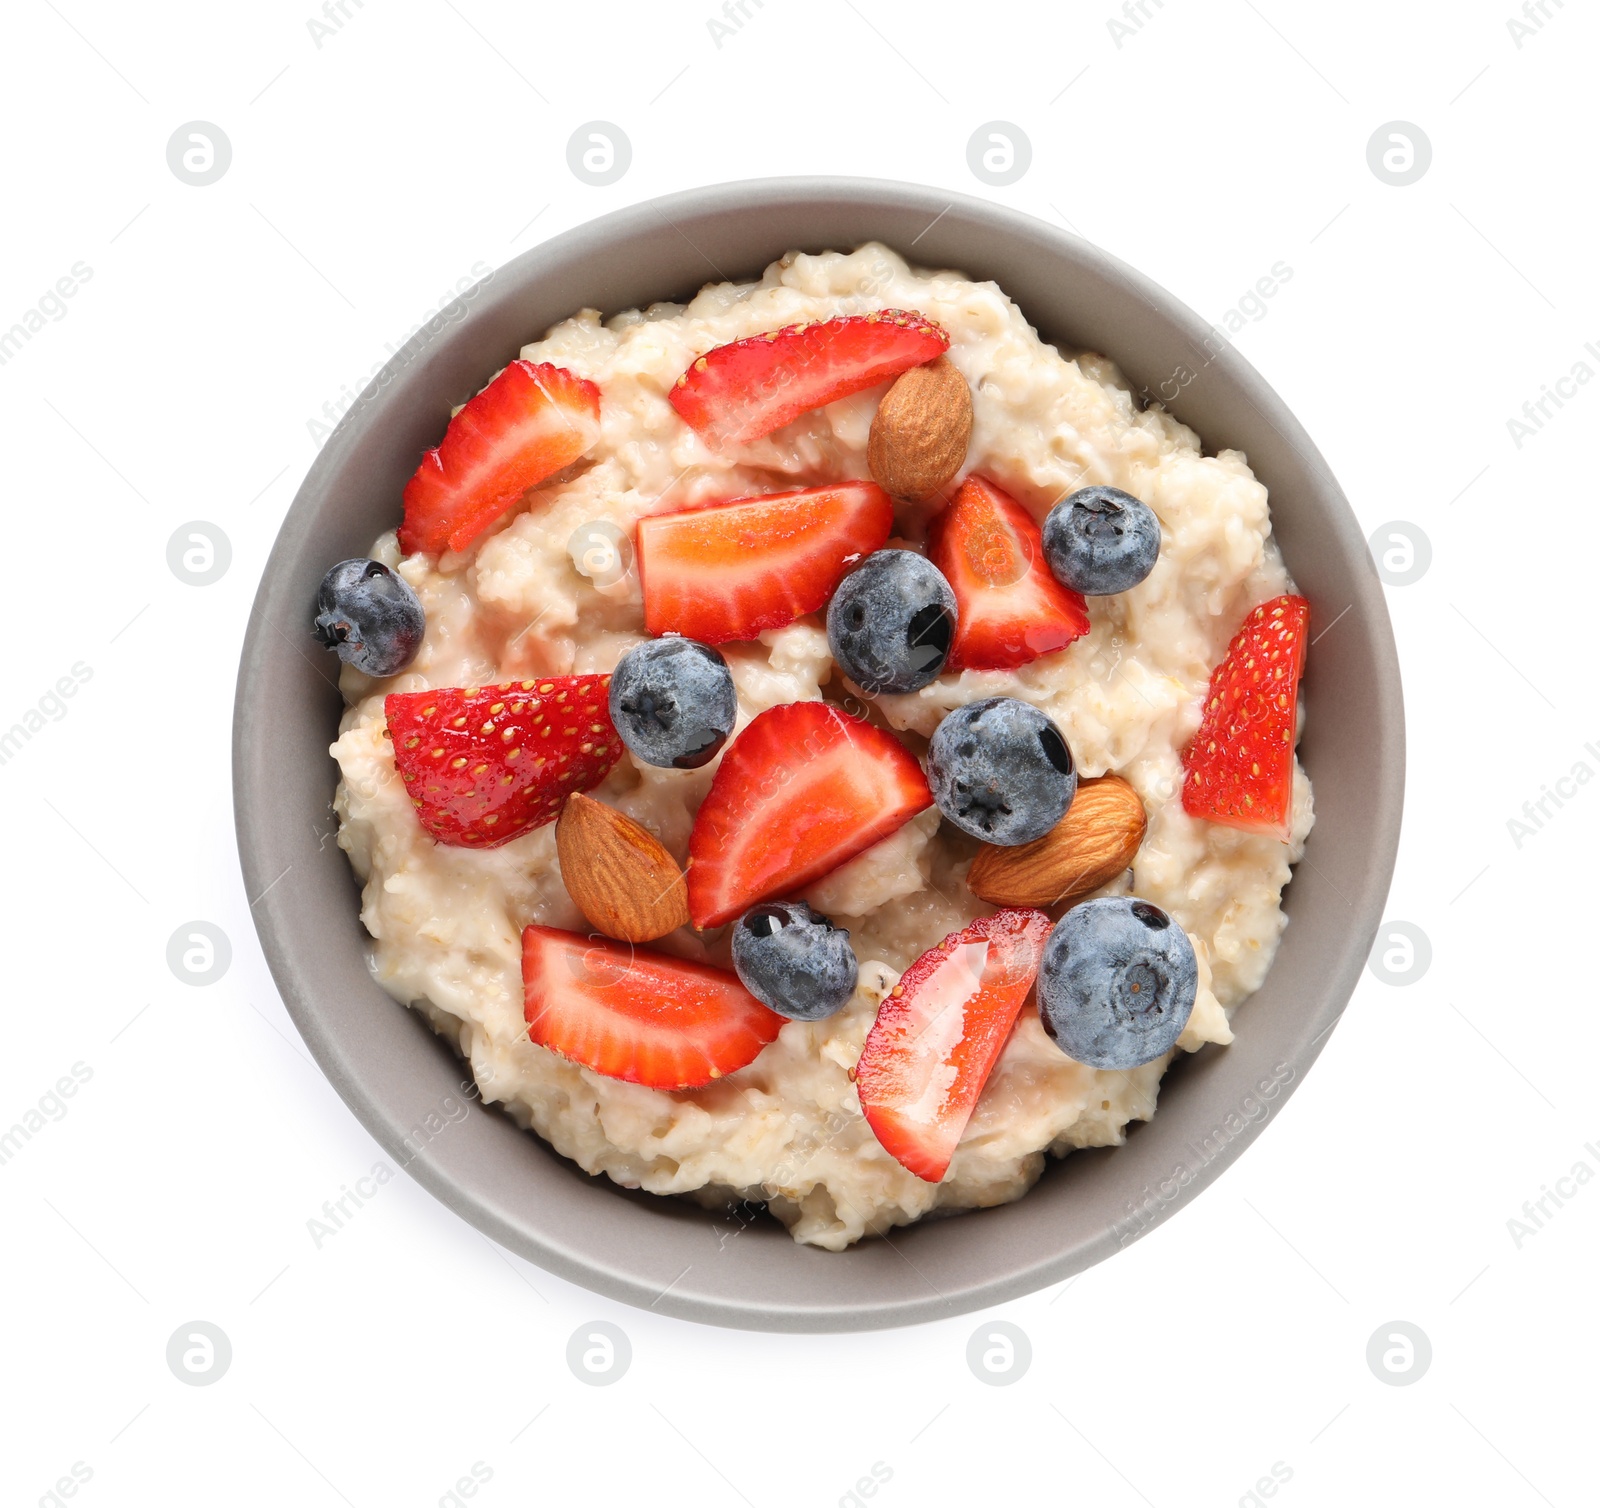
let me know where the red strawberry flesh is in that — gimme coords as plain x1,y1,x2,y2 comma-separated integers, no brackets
669,310,949,450
399,360,601,557
686,701,934,930
1181,593,1310,840
522,925,784,1089
637,480,894,644
929,476,1091,671
386,676,620,848
855,907,1052,1183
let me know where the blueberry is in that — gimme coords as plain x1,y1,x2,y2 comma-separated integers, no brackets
1037,897,1198,1069
731,901,858,1021
312,559,425,677
826,549,956,695
1042,486,1160,595
609,637,737,770
927,697,1076,846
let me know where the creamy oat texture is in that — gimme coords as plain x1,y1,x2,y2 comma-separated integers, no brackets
331,244,1313,1250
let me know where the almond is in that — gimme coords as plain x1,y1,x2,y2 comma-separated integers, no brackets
555,792,690,943
867,357,973,501
967,775,1147,909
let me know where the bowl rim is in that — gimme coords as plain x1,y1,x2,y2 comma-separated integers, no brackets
234,175,1403,1331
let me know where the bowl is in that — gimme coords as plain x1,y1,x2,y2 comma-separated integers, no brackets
234,177,1403,1332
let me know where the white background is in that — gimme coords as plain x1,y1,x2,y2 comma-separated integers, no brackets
2,1,1595,1504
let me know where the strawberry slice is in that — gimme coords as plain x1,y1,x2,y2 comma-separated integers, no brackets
386,676,621,848
638,481,894,644
399,361,601,556
1181,593,1310,840
855,908,1052,1183
522,925,784,1089
928,476,1091,671
669,310,949,450
686,701,934,929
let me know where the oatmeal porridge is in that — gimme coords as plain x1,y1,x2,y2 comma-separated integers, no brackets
318,243,1313,1250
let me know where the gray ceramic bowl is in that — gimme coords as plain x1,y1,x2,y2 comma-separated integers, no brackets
234,177,1403,1332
